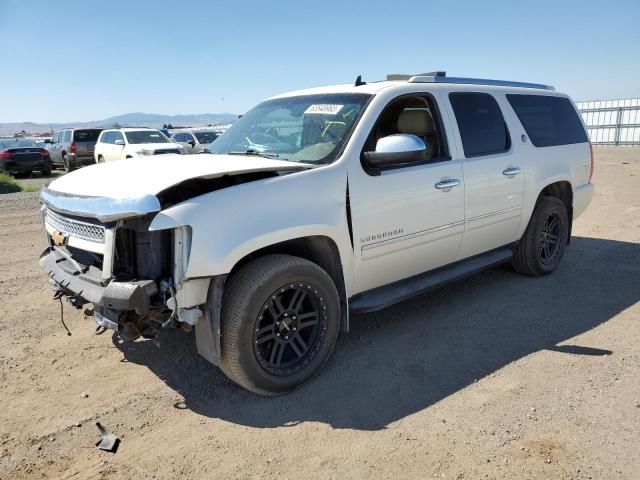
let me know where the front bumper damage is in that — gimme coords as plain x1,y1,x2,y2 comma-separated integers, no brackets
39,247,158,329
39,190,219,362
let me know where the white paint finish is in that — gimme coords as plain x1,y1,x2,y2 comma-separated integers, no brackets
573,183,594,219
348,159,465,293
48,154,308,198
44,79,594,304
148,164,357,293
441,91,526,258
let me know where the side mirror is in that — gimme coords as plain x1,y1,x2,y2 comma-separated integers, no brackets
362,134,427,169
44,139,52,144
114,139,125,146
188,140,196,147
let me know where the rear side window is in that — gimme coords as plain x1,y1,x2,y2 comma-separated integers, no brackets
63,131,72,143
449,92,510,157
74,129,101,142
507,94,588,147
194,131,218,143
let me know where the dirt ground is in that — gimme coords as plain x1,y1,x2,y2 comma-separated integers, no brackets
0,148,638,480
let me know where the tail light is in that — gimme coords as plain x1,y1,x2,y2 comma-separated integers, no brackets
70,142,76,154
40,149,49,157
588,141,594,183
0,151,15,159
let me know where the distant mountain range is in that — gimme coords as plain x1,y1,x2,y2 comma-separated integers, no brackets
0,112,239,136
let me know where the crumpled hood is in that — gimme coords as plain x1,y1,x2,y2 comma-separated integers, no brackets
48,153,306,198
42,153,310,221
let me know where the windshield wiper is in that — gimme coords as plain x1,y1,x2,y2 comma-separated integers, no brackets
228,149,280,159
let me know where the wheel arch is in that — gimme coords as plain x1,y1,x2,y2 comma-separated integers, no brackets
230,235,348,324
196,235,350,368
536,180,574,243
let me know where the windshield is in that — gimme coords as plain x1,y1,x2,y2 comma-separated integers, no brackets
125,130,170,144
194,131,218,143
0,139,38,148
208,93,371,164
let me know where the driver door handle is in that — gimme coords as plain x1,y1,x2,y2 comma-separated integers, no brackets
503,167,521,177
435,178,461,190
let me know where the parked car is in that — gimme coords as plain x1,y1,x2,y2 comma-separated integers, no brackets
171,129,220,154
39,72,593,395
0,138,51,176
94,128,186,162
46,128,102,172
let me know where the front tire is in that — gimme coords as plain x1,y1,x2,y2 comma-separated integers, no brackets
219,254,340,396
512,196,569,276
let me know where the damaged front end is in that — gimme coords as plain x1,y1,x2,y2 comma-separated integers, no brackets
39,187,207,341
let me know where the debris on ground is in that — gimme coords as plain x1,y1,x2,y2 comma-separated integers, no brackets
95,423,119,453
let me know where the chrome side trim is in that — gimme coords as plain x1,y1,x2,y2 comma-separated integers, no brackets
40,187,161,222
467,206,521,223
362,220,465,252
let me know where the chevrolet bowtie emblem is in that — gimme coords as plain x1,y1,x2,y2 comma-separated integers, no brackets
51,230,67,246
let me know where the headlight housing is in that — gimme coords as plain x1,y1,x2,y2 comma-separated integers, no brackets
135,149,154,156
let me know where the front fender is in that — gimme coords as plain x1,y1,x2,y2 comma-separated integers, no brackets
149,164,354,290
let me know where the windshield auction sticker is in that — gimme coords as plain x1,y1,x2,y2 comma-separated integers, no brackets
304,104,344,115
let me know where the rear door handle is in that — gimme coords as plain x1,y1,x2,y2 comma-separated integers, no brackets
503,167,521,177
435,178,461,190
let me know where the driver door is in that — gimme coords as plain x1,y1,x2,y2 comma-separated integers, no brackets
349,92,465,294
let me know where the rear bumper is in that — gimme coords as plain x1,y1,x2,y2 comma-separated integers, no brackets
67,153,95,167
0,160,49,173
39,247,158,313
573,183,594,219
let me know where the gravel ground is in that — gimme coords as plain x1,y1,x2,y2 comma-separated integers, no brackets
15,171,64,191
0,147,638,479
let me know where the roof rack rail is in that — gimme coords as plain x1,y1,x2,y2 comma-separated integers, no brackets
387,71,446,81
407,74,554,91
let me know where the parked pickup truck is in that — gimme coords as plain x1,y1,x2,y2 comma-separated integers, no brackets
38,72,594,395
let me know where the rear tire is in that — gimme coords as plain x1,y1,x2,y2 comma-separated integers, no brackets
42,164,52,176
63,155,73,173
219,254,340,396
512,196,569,276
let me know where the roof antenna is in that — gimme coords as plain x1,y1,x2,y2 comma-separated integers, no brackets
355,75,366,87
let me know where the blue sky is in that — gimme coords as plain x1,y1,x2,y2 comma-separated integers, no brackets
0,0,638,123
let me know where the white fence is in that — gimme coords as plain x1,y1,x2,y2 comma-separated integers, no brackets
575,98,640,146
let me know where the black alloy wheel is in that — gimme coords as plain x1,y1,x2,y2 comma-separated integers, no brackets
253,282,326,375
539,211,562,265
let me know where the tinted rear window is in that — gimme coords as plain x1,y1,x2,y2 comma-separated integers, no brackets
0,139,38,148
194,131,218,143
449,92,510,157
74,129,101,142
506,95,588,147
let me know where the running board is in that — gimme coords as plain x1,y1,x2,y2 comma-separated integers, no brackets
349,247,513,314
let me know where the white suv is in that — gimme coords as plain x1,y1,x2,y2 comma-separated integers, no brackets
170,128,221,154
94,128,185,162
39,72,593,395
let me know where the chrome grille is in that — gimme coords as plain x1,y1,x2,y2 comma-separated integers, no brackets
45,209,105,243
